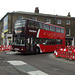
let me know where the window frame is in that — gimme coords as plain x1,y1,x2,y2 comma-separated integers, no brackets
66,28,70,36
57,19,61,24
46,19,51,24
66,20,70,25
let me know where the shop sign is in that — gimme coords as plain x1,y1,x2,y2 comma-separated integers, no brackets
3,16,8,33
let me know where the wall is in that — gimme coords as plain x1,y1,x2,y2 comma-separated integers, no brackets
0,12,75,45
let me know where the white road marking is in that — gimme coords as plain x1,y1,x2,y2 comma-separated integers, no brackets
7,60,27,65
7,60,49,75
6,51,19,54
27,70,48,75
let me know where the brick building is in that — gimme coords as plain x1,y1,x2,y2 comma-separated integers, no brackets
0,7,75,46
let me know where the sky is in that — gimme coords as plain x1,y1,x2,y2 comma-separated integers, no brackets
0,0,75,19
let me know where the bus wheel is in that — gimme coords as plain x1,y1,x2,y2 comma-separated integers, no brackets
35,47,40,54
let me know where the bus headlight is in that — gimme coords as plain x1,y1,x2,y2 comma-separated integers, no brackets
21,49,23,50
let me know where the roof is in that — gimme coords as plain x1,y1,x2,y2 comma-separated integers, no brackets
1,11,75,21
12,11,75,18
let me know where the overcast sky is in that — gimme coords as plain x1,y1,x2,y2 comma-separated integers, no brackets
0,0,75,19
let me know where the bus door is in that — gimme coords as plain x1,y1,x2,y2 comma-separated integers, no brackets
26,38,34,53
30,38,34,52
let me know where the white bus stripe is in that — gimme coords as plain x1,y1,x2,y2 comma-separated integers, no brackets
37,29,40,38
36,29,43,53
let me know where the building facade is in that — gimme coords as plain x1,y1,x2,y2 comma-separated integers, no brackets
0,7,75,46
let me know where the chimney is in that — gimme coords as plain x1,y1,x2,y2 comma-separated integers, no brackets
67,12,71,17
35,7,39,13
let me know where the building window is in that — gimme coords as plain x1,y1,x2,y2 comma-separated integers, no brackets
32,17,37,21
46,19,51,24
66,20,70,25
66,28,70,36
57,20,61,24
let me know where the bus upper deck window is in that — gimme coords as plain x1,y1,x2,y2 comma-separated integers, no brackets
43,24,49,31
31,21,35,28
61,28,64,33
28,20,31,27
35,22,39,29
56,27,61,32
46,25,49,31
39,23,43,29
50,26,55,32
28,20,35,28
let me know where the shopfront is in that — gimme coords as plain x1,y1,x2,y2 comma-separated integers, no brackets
2,15,13,45
65,37,74,46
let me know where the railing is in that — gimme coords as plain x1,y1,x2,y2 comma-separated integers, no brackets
54,46,75,60
0,45,12,52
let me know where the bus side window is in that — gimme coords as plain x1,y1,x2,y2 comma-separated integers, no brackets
35,22,39,29
35,38,42,44
43,38,49,45
56,39,62,44
50,39,55,45
46,25,49,31
30,21,35,28
43,24,46,30
43,24,49,30
50,26,55,32
56,27,61,32
28,20,35,28
39,23,43,29
61,28,64,33
28,20,31,27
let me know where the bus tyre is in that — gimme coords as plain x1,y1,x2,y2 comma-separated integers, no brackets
35,47,40,54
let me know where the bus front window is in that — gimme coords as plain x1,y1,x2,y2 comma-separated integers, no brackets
13,36,25,46
14,20,26,28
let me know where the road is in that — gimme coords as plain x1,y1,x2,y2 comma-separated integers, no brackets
0,51,75,75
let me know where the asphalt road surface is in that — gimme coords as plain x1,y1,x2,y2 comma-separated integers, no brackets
0,51,75,75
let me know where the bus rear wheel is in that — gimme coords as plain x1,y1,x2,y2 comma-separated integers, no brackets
34,47,40,54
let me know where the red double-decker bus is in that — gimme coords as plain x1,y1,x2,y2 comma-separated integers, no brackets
12,19,65,54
